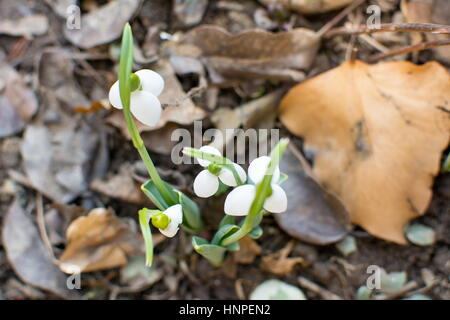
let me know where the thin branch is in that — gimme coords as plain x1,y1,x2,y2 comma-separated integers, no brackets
297,276,343,300
368,39,450,63
318,0,367,38
325,23,450,38
35,193,57,262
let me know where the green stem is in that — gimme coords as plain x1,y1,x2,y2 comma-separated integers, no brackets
119,23,176,205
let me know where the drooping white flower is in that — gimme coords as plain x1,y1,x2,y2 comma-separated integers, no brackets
158,204,183,238
193,146,246,198
224,156,287,216
108,69,164,126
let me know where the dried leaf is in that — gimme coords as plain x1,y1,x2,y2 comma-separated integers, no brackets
260,241,304,276
233,236,262,264
0,14,48,37
275,147,350,244
260,0,353,14
174,0,208,27
2,200,75,298
91,163,147,204
64,0,141,49
59,208,142,273
280,60,450,243
21,121,108,203
0,55,38,137
178,25,319,84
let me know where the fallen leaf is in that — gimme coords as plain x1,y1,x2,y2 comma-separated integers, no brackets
177,25,319,85
2,200,75,298
260,0,353,14
0,14,48,37
275,146,350,245
45,0,77,18
143,122,182,155
91,163,147,204
280,60,450,243
174,0,208,27
21,120,108,203
260,241,304,276
233,236,262,264
64,0,141,49
59,208,142,273
0,53,38,137
107,59,206,133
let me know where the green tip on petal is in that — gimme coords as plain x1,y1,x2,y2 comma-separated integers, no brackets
151,213,170,230
130,73,141,92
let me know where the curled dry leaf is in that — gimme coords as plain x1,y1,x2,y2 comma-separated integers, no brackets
260,241,305,276
107,59,205,133
259,0,353,14
59,208,142,273
177,25,319,85
90,163,147,204
275,147,350,245
2,200,76,299
64,0,141,49
0,54,38,138
0,14,48,37
280,60,450,243
233,236,262,265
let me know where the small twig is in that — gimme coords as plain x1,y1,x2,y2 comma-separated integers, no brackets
375,281,418,300
325,23,450,38
368,39,450,63
317,0,367,38
297,276,343,300
35,193,57,262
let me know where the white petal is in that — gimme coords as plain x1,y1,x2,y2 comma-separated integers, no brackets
130,91,162,126
224,185,256,216
263,184,287,213
108,81,123,109
164,204,183,224
218,163,247,186
135,69,165,97
193,170,219,198
159,221,179,238
248,156,280,184
197,145,222,167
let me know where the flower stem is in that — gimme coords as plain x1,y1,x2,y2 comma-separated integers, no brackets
119,24,176,205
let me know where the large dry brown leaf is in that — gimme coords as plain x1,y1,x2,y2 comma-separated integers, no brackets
59,208,142,273
280,60,450,244
260,0,353,14
177,25,319,84
64,0,141,49
0,54,38,137
2,200,76,298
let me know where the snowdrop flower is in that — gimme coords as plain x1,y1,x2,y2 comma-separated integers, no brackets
193,146,247,198
108,69,164,126
151,204,183,238
224,156,287,216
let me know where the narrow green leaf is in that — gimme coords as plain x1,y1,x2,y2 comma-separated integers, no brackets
192,236,227,267
177,190,203,233
248,226,263,239
118,23,133,110
138,209,154,267
442,152,450,172
141,180,169,211
211,224,240,245
219,215,235,228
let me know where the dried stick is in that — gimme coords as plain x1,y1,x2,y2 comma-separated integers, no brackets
325,23,450,38
297,276,343,300
368,39,450,63
317,0,367,38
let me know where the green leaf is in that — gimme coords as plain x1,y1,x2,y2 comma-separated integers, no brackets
141,180,169,211
192,236,228,267
219,215,235,228
138,209,154,267
248,226,263,239
177,190,203,233
212,224,240,245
